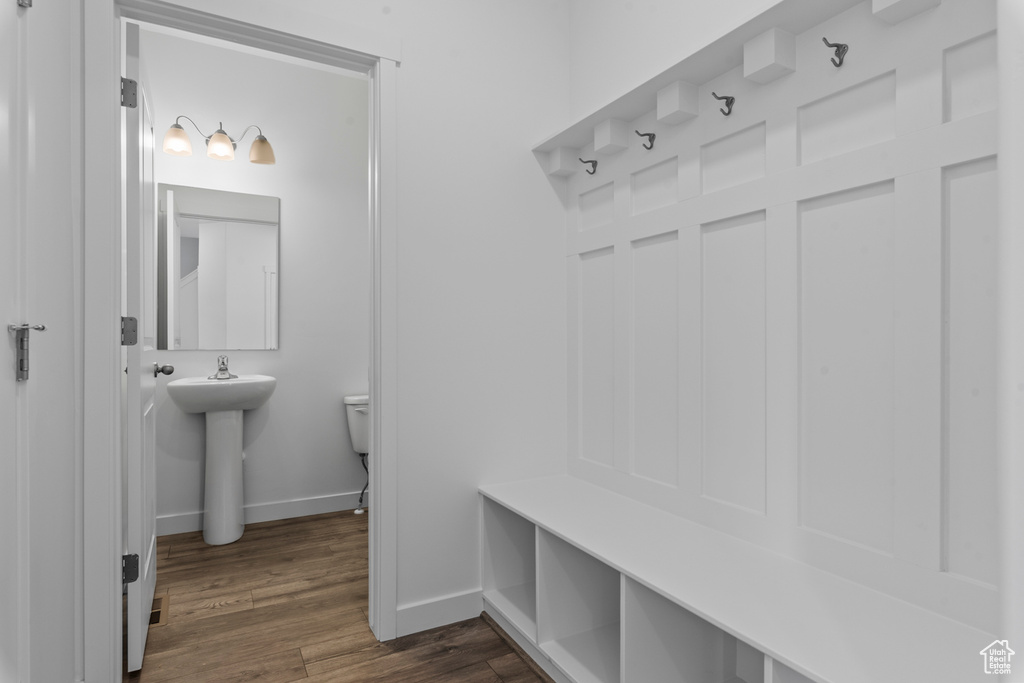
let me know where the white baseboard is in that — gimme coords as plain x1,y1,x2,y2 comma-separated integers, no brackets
156,491,367,536
156,511,205,536
395,589,483,638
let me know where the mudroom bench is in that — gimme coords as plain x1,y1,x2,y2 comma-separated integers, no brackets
479,476,991,683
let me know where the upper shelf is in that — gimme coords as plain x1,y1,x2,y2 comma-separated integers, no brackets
533,0,864,154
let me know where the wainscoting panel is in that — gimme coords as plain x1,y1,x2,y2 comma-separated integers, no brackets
701,124,766,194
579,183,615,232
943,32,997,123
630,231,680,486
798,72,896,165
798,182,896,553
576,248,616,468
943,155,999,587
561,0,998,631
701,212,767,514
631,158,679,216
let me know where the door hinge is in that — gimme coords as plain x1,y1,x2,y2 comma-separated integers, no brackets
122,554,139,584
121,316,138,346
7,324,45,382
121,77,137,108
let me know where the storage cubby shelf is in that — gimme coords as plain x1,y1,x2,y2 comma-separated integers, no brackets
481,496,538,638
542,623,620,683
482,583,536,636
480,476,992,683
536,528,621,683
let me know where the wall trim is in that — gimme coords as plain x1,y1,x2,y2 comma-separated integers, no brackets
155,491,368,536
396,589,483,638
997,0,1024,655
368,56,399,642
117,0,399,68
83,0,124,680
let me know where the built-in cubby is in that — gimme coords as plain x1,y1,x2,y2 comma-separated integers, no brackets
480,476,990,683
494,0,998,679
622,578,763,683
481,496,537,639
537,530,620,683
771,661,816,683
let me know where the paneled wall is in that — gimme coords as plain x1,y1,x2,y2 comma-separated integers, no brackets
564,0,997,631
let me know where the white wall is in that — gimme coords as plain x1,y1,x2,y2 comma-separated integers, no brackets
566,0,784,121
141,29,373,531
299,0,573,630
372,3,570,631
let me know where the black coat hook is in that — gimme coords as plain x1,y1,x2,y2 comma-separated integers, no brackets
711,92,734,116
579,157,597,175
822,37,848,67
635,130,655,150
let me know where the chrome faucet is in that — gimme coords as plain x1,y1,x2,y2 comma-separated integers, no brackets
208,355,238,380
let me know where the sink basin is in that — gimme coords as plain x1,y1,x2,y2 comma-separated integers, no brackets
165,374,276,545
167,375,276,413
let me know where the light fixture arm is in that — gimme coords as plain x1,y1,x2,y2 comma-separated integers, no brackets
232,125,264,146
173,115,213,141
174,116,265,150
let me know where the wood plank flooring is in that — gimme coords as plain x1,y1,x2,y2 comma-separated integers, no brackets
125,510,548,683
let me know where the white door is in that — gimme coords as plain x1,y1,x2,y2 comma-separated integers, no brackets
124,20,162,673
2,2,81,680
0,4,21,679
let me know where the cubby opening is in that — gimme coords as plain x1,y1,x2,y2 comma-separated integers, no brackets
481,497,538,638
537,529,621,683
622,578,764,683
771,659,817,683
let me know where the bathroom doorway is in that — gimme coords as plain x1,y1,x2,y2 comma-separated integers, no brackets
128,22,372,538
112,3,399,674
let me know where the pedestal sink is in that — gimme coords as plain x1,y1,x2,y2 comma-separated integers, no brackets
167,375,276,545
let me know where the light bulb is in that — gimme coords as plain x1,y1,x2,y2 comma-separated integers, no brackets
207,129,235,161
249,135,276,165
162,123,192,156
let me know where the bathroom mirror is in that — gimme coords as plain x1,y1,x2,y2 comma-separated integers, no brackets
157,184,280,350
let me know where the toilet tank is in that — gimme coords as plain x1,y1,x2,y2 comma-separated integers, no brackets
344,394,369,454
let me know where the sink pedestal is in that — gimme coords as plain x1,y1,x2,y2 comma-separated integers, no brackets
166,374,276,546
203,410,246,545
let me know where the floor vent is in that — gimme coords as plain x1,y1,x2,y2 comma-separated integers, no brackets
149,596,168,626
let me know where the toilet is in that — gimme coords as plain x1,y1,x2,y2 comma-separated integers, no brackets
344,394,369,513
344,394,369,453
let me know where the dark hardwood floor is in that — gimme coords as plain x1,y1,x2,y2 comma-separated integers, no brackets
124,510,548,683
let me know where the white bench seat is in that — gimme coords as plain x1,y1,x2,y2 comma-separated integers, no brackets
480,475,993,683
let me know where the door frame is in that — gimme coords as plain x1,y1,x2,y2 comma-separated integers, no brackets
998,0,1024,656
82,2,399,678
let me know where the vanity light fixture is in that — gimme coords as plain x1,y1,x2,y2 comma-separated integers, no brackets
162,116,276,165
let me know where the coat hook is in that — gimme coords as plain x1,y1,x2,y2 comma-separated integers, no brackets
711,92,734,116
579,157,597,175
822,37,848,68
635,130,655,150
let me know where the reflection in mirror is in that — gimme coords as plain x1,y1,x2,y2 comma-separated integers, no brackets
157,184,280,350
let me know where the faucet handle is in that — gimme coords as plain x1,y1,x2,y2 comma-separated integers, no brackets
208,355,237,380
